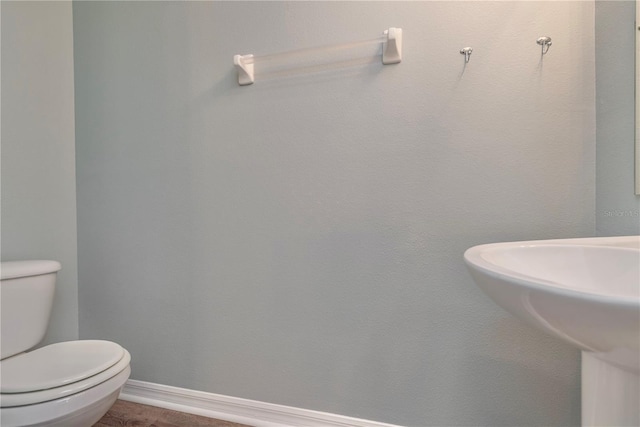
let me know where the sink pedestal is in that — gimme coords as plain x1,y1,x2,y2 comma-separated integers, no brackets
582,352,639,427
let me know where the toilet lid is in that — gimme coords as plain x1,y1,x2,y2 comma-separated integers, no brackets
0,349,130,408
0,340,124,393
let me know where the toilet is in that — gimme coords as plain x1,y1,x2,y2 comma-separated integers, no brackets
0,260,131,427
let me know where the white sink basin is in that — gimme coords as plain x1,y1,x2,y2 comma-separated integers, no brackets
464,236,640,427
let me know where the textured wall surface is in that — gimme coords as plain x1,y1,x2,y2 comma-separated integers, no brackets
595,0,640,236
74,2,594,426
1,1,79,344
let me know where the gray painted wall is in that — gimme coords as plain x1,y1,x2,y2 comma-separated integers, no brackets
595,0,640,236
1,1,79,344
74,2,594,426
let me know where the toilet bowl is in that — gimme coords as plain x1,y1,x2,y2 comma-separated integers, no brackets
0,261,131,427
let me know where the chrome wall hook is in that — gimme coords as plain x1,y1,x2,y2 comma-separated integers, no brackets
460,47,473,63
536,37,552,55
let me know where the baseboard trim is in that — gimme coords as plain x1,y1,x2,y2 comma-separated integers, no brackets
119,379,403,427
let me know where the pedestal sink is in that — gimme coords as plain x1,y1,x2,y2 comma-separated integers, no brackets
464,236,640,427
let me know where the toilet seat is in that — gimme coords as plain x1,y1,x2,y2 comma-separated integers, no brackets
1,340,124,393
0,341,131,408
0,365,131,427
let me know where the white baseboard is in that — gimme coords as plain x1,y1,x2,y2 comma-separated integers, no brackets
119,379,403,427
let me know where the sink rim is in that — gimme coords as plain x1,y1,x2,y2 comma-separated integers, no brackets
464,241,640,307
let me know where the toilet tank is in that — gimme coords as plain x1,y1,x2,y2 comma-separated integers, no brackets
0,260,61,360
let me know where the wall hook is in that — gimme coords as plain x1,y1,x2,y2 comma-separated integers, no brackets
536,37,552,55
460,47,473,63
233,54,254,86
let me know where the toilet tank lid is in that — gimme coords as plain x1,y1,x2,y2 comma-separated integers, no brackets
1,260,61,280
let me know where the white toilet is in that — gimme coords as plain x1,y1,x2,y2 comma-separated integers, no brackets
0,260,131,427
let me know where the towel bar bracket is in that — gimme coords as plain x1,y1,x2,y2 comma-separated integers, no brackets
382,27,403,65
233,54,254,86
